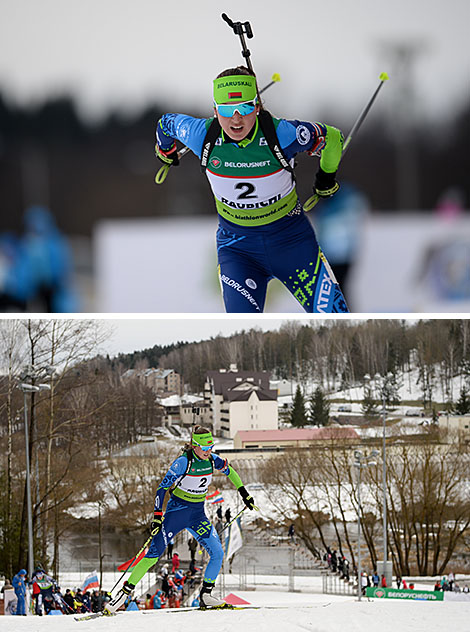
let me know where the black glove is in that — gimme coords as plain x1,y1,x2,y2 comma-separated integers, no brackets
155,142,179,167
314,167,340,198
150,511,163,536
238,486,256,510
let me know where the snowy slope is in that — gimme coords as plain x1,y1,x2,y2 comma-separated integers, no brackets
2,590,470,632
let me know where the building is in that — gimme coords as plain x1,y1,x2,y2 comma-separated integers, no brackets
159,395,211,430
122,368,183,396
205,365,278,438
439,414,470,442
233,427,360,449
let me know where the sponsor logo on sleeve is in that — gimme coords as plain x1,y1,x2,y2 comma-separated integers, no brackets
296,125,311,145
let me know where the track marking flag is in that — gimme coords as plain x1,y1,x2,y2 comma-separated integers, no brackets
225,517,243,560
81,570,99,591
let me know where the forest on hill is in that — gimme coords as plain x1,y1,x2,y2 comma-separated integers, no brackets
116,319,470,397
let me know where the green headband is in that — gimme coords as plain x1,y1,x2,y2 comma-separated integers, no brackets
192,431,214,447
213,74,257,104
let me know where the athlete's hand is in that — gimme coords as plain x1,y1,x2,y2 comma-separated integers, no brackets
238,486,256,511
314,167,339,198
155,142,179,167
150,511,163,536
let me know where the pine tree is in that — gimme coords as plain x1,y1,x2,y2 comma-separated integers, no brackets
290,385,308,427
309,387,330,427
362,383,379,418
453,387,470,415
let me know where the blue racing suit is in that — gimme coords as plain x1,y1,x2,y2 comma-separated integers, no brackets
156,112,349,313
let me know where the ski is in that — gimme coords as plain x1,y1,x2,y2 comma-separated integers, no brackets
74,611,118,622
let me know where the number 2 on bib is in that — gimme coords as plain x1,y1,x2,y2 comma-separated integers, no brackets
235,182,257,199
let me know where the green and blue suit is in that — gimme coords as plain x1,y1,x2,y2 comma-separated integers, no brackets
127,450,243,587
157,111,349,313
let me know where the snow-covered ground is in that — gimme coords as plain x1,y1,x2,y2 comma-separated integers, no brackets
2,585,470,632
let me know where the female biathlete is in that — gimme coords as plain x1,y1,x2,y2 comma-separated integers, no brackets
155,66,349,313
105,427,256,612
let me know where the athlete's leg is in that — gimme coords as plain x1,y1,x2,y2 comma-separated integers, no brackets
187,518,224,584
128,499,189,586
216,225,269,313
107,499,190,612
268,214,349,313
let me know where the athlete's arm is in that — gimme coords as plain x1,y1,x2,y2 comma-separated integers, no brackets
156,114,210,158
212,453,243,489
153,454,189,511
276,118,343,173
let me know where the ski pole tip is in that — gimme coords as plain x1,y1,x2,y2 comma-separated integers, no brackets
379,72,389,82
271,73,281,83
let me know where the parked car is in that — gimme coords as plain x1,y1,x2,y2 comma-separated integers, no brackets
338,405,352,412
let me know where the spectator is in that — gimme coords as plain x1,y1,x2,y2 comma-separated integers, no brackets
225,508,231,524
288,524,295,543
372,571,380,587
381,575,387,588
12,569,27,616
145,593,153,609
360,572,368,596
396,576,402,589
21,205,79,312
402,579,408,590
0,233,32,311
188,537,198,562
63,589,75,613
331,550,338,573
91,590,102,613
153,589,165,609
171,552,180,574
216,506,223,521
463,585,469,593
448,571,455,591
409,582,415,590
434,580,441,591
167,537,174,560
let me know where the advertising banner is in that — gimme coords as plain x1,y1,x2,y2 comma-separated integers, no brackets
366,587,444,601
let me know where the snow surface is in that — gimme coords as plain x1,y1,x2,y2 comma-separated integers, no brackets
2,588,470,632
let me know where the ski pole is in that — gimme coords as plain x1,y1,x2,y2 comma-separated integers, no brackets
108,534,153,595
221,502,259,534
155,73,281,185
304,72,389,212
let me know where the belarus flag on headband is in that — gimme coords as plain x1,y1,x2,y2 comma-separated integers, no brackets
81,570,99,592
207,490,224,505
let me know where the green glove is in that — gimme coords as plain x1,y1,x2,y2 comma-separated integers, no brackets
314,167,339,198
150,511,163,536
155,142,179,167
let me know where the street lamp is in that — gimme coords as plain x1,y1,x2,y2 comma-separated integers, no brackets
374,372,393,584
353,449,379,601
18,381,51,579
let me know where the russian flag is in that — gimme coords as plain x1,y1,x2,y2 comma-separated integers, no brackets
81,570,99,592
207,490,224,505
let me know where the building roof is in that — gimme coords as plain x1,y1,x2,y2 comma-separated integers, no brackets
226,388,278,402
236,427,360,442
207,370,270,395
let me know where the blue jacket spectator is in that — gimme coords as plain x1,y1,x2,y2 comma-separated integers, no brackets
22,205,79,312
12,569,27,615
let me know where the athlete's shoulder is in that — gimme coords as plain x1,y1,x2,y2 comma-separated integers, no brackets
157,114,213,158
275,118,327,150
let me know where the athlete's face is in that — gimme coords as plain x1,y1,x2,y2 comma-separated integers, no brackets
192,443,213,460
214,102,260,142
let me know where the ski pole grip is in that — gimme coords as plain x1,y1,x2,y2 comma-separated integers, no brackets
244,21,253,38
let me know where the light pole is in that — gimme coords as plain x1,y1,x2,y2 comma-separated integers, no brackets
354,449,379,601
375,372,393,579
18,380,51,579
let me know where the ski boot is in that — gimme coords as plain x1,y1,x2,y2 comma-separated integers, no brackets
199,581,230,610
104,581,134,614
